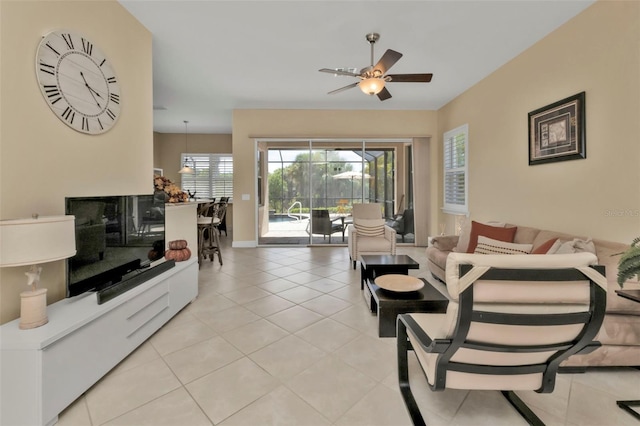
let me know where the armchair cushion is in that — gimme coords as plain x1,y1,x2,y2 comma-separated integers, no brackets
354,218,385,236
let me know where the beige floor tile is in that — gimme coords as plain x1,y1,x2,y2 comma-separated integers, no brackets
301,294,352,316
334,334,397,382
103,387,212,426
149,320,217,356
330,304,378,335
450,391,528,426
303,277,347,293
329,284,367,304
266,305,324,332
219,385,331,426
282,271,324,285
286,355,377,422
185,293,237,316
222,286,271,304
163,335,244,384
243,294,296,317
277,286,324,304
294,318,360,353
222,318,289,354
257,278,299,293
109,340,160,376
57,397,92,426
85,358,182,425
334,383,413,426
516,373,571,420
249,334,326,379
263,266,302,278
197,305,261,333
186,357,279,424
566,379,639,426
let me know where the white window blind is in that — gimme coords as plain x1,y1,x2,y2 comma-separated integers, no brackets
181,153,233,200
442,124,468,215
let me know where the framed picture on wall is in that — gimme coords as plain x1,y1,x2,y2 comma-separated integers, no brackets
153,168,163,177
528,91,585,166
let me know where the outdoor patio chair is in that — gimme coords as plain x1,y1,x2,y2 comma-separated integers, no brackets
397,252,607,426
309,209,345,243
348,203,396,269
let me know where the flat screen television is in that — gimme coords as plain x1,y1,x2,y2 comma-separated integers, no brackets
65,194,165,297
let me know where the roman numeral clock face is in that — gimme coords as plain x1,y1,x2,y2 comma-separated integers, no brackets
36,30,121,135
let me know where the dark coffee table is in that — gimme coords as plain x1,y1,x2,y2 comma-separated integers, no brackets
365,277,449,337
360,254,420,290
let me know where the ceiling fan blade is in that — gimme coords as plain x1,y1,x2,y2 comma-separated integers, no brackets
319,68,360,77
377,87,392,101
387,73,433,83
328,82,359,95
374,49,403,74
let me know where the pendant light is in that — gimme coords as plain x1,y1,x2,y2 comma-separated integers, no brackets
178,120,195,174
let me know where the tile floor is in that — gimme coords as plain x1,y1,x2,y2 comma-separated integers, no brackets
58,234,640,425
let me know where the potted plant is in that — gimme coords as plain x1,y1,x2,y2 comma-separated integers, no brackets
617,237,640,287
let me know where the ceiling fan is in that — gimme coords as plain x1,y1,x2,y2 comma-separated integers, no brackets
319,33,433,101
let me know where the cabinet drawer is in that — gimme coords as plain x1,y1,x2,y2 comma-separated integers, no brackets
122,280,169,319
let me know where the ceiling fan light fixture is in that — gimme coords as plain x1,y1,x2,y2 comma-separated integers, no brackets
359,77,385,95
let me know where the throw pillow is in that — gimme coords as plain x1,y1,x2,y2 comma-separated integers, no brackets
354,218,385,237
554,238,597,255
531,238,559,254
455,220,505,253
466,221,517,253
474,236,533,255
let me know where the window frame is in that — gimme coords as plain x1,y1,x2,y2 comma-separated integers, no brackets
442,124,469,215
180,153,233,200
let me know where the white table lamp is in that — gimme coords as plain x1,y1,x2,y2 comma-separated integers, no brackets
0,215,76,329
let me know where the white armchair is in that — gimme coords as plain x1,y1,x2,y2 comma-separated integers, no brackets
347,203,396,269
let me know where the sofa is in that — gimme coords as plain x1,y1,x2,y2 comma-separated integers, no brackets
425,220,640,368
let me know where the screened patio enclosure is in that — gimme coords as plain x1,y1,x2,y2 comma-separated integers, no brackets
256,139,414,246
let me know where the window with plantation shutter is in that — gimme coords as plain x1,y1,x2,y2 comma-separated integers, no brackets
181,153,233,200
442,124,468,215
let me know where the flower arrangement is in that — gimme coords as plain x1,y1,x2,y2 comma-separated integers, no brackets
153,175,188,203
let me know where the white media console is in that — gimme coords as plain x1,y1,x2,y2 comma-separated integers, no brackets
0,257,198,426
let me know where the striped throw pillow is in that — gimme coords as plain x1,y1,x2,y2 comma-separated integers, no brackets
474,235,533,255
354,219,385,237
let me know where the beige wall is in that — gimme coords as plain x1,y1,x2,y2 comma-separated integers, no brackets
153,132,232,184
0,1,152,324
232,109,438,245
437,0,640,243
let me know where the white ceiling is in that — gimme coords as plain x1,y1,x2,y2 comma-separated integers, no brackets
118,0,594,134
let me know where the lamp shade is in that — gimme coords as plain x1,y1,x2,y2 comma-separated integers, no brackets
359,77,385,95
178,165,195,174
0,215,76,267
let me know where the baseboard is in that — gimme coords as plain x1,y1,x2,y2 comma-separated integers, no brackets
232,240,257,248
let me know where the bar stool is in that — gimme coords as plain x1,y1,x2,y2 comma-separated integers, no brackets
197,202,222,266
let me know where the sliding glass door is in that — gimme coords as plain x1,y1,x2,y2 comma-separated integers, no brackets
257,139,413,246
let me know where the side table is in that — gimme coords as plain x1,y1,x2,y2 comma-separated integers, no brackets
365,276,448,337
360,254,420,290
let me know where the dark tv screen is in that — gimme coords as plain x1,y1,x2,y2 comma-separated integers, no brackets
65,194,165,297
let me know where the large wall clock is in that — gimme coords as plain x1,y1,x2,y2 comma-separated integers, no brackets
35,30,121,135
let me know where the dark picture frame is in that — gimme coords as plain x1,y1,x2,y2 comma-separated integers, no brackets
528,91,585,165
